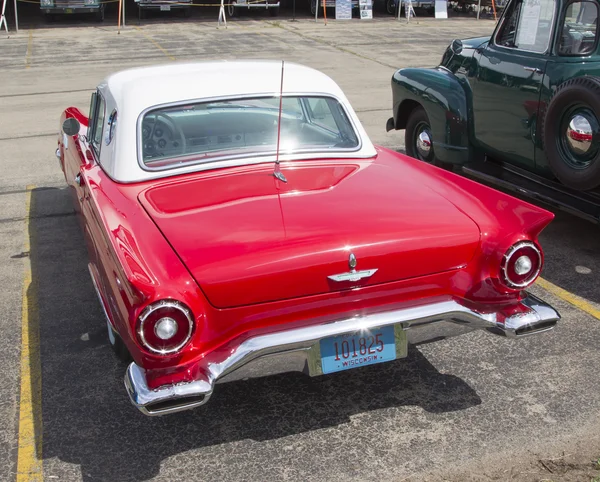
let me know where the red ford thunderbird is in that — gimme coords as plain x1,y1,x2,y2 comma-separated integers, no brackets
56,61,560,416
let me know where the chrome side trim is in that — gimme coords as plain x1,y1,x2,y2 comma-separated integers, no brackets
88,263,117,334
124,293,560,416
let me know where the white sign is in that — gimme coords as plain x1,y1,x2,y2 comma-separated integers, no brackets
434,0,447,18
360,0,373,19
335,0,352,19
516,0,541,46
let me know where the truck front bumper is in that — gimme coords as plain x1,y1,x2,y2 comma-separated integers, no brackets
125,293,559,416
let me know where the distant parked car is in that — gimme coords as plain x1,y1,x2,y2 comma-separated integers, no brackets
227,0,280,17
136,0,192,19
56,60,558,417
387,0,600,222
310,0,359,15
40,0,104,21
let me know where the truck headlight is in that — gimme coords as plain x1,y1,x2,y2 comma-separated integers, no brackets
41,0,54,6
84,0,99,5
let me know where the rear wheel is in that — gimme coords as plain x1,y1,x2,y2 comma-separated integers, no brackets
543,77,600,191
386,0,395,14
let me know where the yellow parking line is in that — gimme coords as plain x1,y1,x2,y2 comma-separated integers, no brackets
16,185,43,482
25,29,33,69
537,277,600,320
133,27,177,61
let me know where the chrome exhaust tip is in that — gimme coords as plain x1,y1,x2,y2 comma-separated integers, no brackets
494,293,560,338
124,363,213,416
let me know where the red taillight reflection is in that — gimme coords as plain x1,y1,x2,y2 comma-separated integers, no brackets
137,300,194,355
501,242,542,289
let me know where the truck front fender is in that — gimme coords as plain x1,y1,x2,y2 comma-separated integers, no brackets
389,67,471,165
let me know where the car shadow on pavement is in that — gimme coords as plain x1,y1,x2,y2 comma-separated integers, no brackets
29,187,481,482
538,209,600,305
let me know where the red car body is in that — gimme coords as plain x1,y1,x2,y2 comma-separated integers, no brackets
57,63,559,416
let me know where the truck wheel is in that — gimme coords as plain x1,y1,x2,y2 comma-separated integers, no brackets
310,0,316,15
96,7,105,22
386,0,395,14
405,106,449,167
106,320,132,364
269,6,279,16
543,77,600,191
228,1,237,17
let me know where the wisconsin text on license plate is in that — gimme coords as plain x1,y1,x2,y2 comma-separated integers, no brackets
320,325,401,374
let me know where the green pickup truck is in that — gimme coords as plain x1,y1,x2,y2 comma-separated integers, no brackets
387,0,600,222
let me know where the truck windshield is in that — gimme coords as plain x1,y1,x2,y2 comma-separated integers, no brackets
139,95,360,169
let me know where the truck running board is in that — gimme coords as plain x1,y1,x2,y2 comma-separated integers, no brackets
461,161,600,224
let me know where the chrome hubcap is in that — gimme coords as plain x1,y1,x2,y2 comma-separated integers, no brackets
416,129,432,160
566,114,593,156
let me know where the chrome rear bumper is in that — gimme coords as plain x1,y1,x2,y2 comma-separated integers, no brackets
125,293,559,416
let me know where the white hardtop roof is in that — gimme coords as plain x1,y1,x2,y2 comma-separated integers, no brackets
95,61,377,183
101,60,347,114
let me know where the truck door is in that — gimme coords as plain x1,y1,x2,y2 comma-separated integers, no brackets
472,0,556,169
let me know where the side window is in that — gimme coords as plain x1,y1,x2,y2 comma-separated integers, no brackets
496,0,523,47
496,0,556,52
559,1,598,55
306,98,338,131
87,92,97,142
92,95,106,153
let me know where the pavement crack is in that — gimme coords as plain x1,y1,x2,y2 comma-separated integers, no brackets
0,132,56,142
0,88,92,99
273,22,398,69
0,211,75,225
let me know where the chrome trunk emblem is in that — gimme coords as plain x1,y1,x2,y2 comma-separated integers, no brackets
328,252,378,283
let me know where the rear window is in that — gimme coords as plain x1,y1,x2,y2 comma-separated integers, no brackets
139,95,360,169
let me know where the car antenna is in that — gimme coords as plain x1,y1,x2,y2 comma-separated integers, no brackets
273,60,288,183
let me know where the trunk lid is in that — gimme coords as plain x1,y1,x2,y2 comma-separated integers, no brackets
139,160,481,308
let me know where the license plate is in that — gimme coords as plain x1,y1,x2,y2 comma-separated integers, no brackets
160,5,171,10
320,325,398,374
65,8,73,13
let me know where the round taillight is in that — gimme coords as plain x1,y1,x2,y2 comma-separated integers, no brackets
137,300,194,355
501,241,542,289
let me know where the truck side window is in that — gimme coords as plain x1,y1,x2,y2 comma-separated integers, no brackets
558,1,598,55
497,0,523,47
496,0,556,53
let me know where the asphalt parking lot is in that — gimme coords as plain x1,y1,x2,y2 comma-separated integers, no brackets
2,12,600,482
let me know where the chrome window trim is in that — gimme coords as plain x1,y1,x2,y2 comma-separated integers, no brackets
91,91,107,159
135,92,364,173
106,109,117,146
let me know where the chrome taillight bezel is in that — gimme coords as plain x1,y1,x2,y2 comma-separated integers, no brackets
500,241,542,289
137,300,194,355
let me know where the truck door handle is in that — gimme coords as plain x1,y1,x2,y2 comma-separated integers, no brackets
75,173,84,186
523,66,543,74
